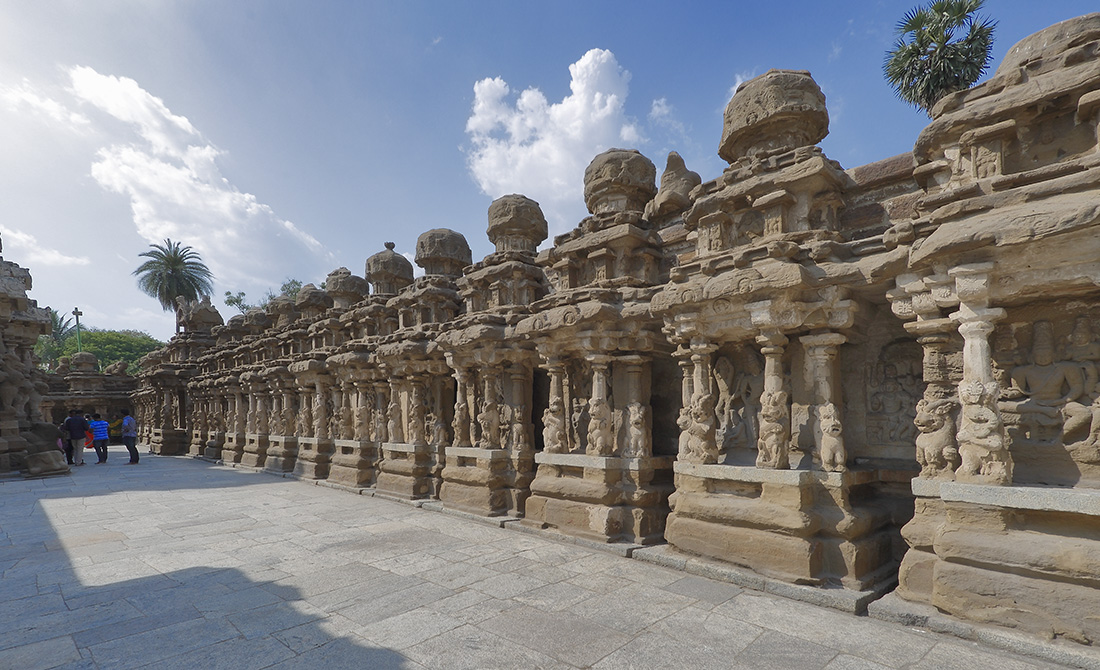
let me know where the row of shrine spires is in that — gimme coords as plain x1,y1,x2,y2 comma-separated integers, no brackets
211,67,835,320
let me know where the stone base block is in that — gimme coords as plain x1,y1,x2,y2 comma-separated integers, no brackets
292,437,332,480
151,429,189,456
375,442,432,499
264,436,297,474
240,433,269,468
328,439,376,489
666,463,895,589
221,433,246,464
189,431,208,457
439,446,510,516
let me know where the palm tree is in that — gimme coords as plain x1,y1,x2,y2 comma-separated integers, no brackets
132,239,215,319
49,308,75,342
883,0,996,117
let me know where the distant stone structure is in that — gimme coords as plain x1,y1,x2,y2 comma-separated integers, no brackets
39,352,137,425
0,243,66,478
125,13,1100,648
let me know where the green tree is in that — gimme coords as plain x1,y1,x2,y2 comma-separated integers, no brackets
132,239,215,322
222,278,305,314
33,308,77,370
883,0,995,116
59,328,165,372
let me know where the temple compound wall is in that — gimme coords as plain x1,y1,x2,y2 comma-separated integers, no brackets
132,16,1100,647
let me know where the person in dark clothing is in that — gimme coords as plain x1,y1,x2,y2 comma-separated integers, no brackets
62,409,89,466
120,409,139,464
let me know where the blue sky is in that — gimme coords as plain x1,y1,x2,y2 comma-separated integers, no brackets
0,1,1091,342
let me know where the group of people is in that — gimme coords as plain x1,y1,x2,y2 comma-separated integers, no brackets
61,409,139,466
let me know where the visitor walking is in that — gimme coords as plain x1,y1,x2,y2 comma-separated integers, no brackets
120,409,139,464
62,409,88,466
90,413,110,463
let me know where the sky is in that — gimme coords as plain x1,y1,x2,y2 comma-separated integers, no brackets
0,1,1092,342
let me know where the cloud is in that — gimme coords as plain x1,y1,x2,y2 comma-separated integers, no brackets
0,79,89,129
463,48,641,234
0,225,91,267
65,66,331,295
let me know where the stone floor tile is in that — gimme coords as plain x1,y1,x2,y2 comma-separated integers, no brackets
568,581,697,634
72,606,204,648
0,635,81,670
824,655,896,670
358,607,464,650
148,634,297,670
479,604,632,667
514,580,598,612
565,571,634,594
735,630,839,670
403,624,576,670
467,570,547,599
86,615,238,670
227,599,328,639
266,636,421,670
420,560,499,589
270,612,359,654
591,631,754,670
715,592,937,667
660,575,743,605
911,639,1070,670
336,581,455,626
644,605,763,656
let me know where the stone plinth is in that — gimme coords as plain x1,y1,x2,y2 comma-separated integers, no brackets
203,431,224,460
523,452,674,545
221,432,246,464
439,446,511,516
150,428,189,456
264,436,297,474
375,442,433,499
189,429,207,457
666,464,894,590
241,433,269,468
328,439,376,489
292,437,332,480
897,480,1100,644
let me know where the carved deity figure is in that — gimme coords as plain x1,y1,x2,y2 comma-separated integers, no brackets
430,410,447,447
1002,321,1090,440
685,393,718,463
354,396,370,441
622,402,650,458
571,397,588,451
914,397,959,478
256,401,269,435
542,400,566,453
817,402,846,472
281,404,296,436
298,400,313,438
387,397,403,443
453,397,471,447
957,381,1011,483
511,404,529,451
677,407,692,459
339,403,354,440
407,386,426,445
756,390,790,469
477,397,501,448
586,397,613,456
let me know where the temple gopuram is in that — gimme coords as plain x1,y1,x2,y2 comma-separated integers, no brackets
7,13,1097,653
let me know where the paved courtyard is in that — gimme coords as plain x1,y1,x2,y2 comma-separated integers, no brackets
0,446,1074,670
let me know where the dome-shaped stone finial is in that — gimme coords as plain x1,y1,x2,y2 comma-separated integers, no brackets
366,242,414,296
487,194,548,254
324,267,369,309
415,229,472,277
718,69,828,163
583,148,657,215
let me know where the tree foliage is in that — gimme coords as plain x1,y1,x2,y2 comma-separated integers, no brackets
132,239,215,313
58,328,165,372
223,278,306,314
34,308,76,370
883,0,995,116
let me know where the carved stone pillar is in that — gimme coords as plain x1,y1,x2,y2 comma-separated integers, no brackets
452,368,472,447
800,332,847,472
756,331,790,469
950,263,1011,485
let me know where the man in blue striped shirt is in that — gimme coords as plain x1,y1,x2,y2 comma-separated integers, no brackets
90,413,110,464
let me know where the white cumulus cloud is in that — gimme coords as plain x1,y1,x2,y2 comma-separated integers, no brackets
67,66,331,296
464,49,642,235
0,226,91,267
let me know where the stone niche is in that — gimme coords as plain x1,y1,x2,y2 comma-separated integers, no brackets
118,13,1100,649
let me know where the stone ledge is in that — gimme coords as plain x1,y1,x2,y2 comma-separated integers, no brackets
674,462,876,487
447,446,509,461
632,544,891,615
380,442,429,454
940,482,1100,515
421,500,519,528
869,593,1100,670
536,452,674,471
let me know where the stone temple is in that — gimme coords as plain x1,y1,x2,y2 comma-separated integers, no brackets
7,13,1100,654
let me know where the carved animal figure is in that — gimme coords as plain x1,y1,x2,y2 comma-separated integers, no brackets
624,402,650,458
586,397,614,456
542,400,566,453
686,393,718,463
817,402,847,472
756,390,790,469
914,398,959,478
